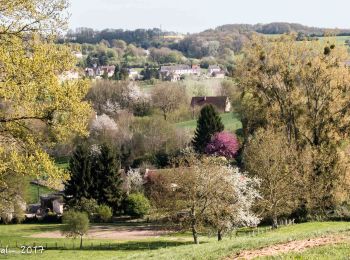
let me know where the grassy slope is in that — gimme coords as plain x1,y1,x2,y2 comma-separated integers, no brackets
24,162,68,204
176,113,242,133
0,222,349,259
27,184,57,204
270,243,350,260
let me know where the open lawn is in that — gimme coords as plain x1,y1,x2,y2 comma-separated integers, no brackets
0,222,349,259
176,113,242,134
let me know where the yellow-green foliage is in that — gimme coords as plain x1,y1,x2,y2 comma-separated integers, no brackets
0,0,92,191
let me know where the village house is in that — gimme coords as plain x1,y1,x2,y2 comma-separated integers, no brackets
59,70,80,82
85,65,116,78
160,64,201,81
212,71,226,79
128,69,142,80
208,65,221,75
191,96,231,114
208,65,225,78
72,51,83,59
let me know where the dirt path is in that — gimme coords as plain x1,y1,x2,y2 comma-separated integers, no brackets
229,235,349,259
29,225,170,240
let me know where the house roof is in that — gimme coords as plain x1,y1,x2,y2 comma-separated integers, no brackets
191,96,229,111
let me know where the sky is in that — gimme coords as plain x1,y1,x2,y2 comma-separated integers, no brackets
69,0,350,33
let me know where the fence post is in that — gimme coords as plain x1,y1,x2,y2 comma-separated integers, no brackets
55,242,57,249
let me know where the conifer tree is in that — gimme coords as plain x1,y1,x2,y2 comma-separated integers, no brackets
93,144,123,212
192,105,224,153
65,144,94,204
113,64,121,80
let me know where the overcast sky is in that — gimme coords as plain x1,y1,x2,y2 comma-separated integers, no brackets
69,0,350,33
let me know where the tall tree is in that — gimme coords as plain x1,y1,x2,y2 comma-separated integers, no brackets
192,105,224,153
159,153,259,244
93,144,123,212
65,144,94,204
236,35,350,215
0,0,92,191
244,128,301,228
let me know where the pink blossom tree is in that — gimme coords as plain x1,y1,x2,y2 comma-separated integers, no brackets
205,131,239,159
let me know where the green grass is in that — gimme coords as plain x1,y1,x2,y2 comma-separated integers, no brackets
176,113,242,133
26,184,57,204
0,222,349,259
266,243,350,259
56,162,69,170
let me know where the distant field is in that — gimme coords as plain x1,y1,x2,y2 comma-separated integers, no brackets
264,34,350,46
139,78,224,97
176,113,242,134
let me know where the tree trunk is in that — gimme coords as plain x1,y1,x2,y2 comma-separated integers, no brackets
192,225,199,244
272,216,278,229
217,230,223,241
80,236,83,249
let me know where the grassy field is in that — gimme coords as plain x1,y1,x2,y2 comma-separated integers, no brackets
0,222,349,259
271,243,350,259
176,113,242,133
26,184,57,204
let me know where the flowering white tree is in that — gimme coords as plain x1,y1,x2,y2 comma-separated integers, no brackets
125,169,144,195
101,99,121,115
167,154,260,244
206,166,260,241
90,114,118,137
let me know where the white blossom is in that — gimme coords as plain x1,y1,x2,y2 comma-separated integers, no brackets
91,114,118,134
125,169,144,195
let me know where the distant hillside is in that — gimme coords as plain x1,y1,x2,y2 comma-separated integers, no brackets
214,22,350,36
61,23,350,62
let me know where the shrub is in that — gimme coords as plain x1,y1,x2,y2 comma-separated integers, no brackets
61,210,89,249
205,131,240,159
125,193,151,218
97,205,113,223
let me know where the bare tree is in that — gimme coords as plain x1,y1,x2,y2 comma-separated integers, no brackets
151,83,187,121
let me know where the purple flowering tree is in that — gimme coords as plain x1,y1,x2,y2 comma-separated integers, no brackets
205,131,239,159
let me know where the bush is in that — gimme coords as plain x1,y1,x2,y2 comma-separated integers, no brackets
97,205,113,223
125,193,151,218
61,210,89,249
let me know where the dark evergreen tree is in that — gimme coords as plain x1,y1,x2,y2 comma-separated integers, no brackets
192,105,224,153
93,144,123,212
65,144,94,204
113,64,121,80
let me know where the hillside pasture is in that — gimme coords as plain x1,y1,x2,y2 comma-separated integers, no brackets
176,113,242,134
0,222,349,259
